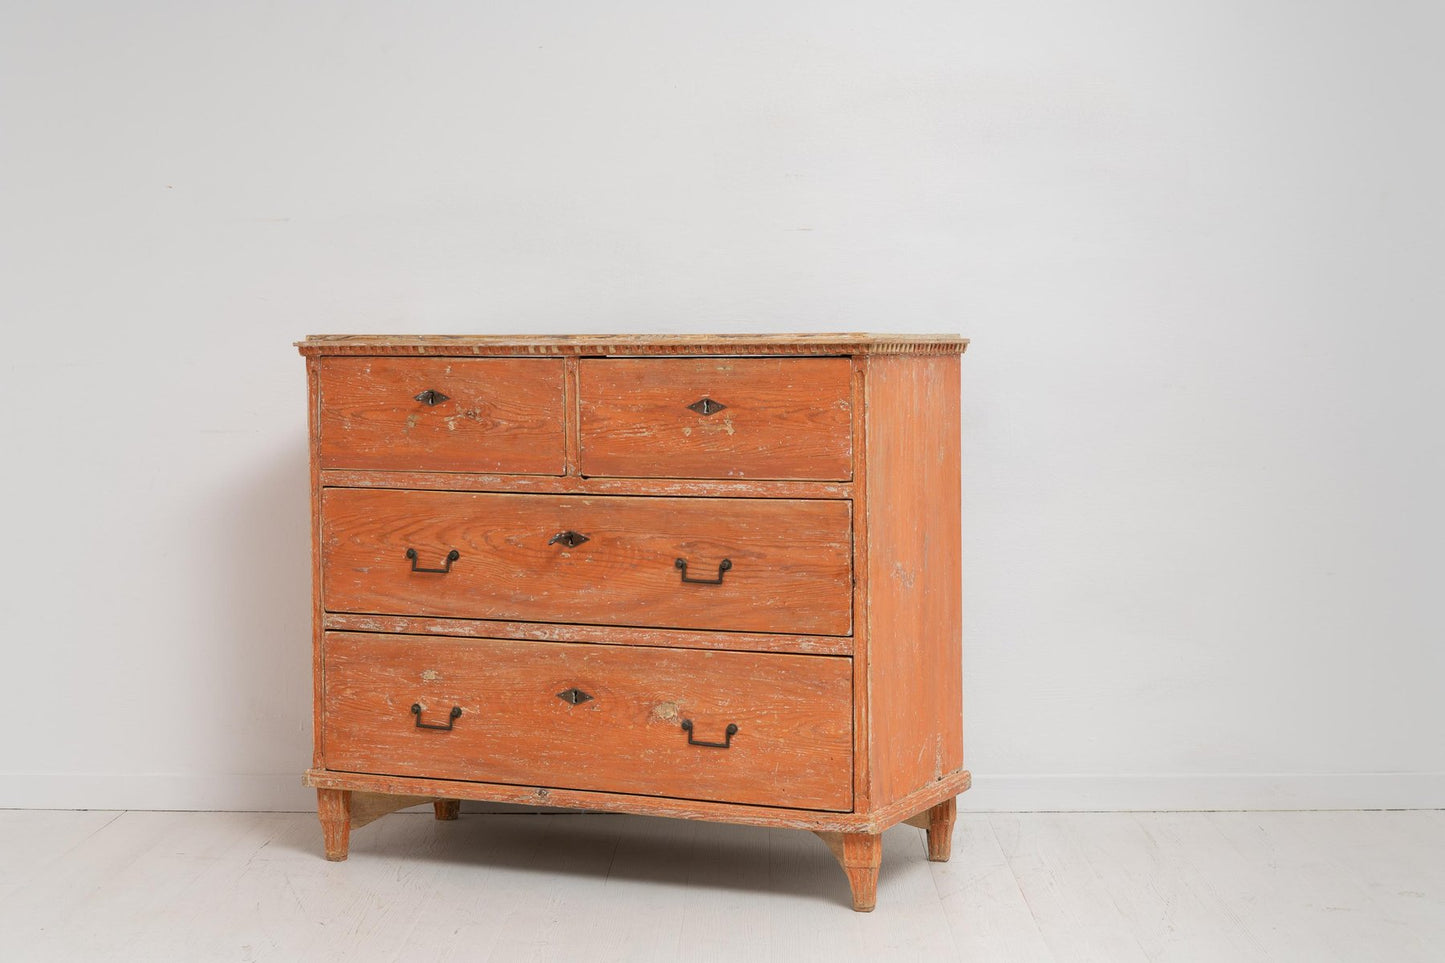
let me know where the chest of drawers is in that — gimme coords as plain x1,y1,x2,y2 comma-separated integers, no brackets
297,334,970,911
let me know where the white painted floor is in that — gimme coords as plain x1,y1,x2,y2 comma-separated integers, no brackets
0,809,1440,962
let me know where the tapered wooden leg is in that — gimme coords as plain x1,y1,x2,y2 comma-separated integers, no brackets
316,788,351,861
924,796,956,861
433,798,461,820
815,830,884,912
904,795,957,861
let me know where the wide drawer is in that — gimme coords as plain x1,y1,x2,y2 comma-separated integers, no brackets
321,488,853,635
318,358,565,473
577,358,853,480
322,631,854,811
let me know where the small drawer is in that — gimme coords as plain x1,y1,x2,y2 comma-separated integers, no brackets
577,358,853,480
322,632,854,811
321,488,853,635
318,358,565,474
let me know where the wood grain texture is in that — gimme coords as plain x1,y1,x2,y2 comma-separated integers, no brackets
307,357,325,770
848,356,873,814
927,797,956,861
577,358,853,480
317,357,565,473
301,767,971,833
562,355,580,475
321,468,852,499
815,831,883,911
321,631,854,811
322,613,854,656
347,792,436,829
863,769,971,833
862,353,964,808
298,333,970,357
315,787,350,860
321,488,853,635
298,334,971,907
905,796,957,861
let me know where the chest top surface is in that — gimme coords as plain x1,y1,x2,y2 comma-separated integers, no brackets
296,332,968,357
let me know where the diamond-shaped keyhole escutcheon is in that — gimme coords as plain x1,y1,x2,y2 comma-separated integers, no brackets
556,688,593,705
687,397,726,416
548,531,590,549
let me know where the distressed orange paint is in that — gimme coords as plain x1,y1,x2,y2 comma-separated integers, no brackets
297,334,969,912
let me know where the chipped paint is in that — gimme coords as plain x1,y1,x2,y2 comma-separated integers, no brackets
890,560,915,589
306,340,965,905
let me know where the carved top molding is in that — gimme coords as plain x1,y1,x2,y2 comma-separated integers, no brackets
296,333,968,358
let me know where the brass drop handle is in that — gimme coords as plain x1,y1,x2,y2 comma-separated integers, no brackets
548,531,590,548
406,548,460,574
681,719,738,749
412,704,462,731
676,557,731,584
414,389,449,406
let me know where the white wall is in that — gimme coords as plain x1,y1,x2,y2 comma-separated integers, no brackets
1,1,1440,812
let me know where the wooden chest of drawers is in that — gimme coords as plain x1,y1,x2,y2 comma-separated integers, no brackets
297,334,970,911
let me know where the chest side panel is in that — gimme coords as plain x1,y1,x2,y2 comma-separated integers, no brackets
862,353,964,808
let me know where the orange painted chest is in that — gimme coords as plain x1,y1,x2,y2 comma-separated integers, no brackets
298,333,970,911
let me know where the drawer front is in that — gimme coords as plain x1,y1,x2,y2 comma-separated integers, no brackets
577,358,853,480
321,488,852,635
322,632,854,811
318,358,565,473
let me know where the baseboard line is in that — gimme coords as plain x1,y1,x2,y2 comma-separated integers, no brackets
0,771,1441,813
958,772,1445,812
